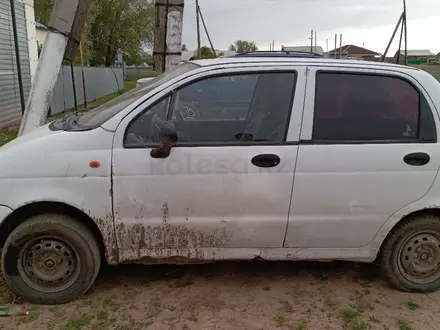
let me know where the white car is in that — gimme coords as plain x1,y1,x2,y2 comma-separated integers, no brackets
1,57,440,304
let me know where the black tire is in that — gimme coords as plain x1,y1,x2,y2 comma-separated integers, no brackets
1,214,101,304
380,213,440,293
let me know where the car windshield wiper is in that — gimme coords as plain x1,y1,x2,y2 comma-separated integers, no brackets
59,112,83,130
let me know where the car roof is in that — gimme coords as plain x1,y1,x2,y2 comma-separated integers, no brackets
191,57,420,72
231,51,324,58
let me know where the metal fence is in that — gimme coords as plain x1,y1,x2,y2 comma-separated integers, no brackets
50,66,124,115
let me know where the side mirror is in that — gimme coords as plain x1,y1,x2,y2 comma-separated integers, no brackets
150,122,178,159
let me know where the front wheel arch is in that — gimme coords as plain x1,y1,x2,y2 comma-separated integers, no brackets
0,201,106,261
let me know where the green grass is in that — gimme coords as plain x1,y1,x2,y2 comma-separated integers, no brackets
297,320,307,330
343,309,361,323
96,310,108,322
124,68,160,81
62,314,93,330
407,301,420,310
397,320,412,330
0,131,18,147
273,314,285,327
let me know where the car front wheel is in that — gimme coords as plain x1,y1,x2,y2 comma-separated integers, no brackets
380,213,440,292
1,213,101,304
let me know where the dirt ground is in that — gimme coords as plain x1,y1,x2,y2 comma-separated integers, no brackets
0,261,439,330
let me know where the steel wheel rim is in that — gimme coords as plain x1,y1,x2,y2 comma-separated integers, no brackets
398,231,440,284
18,235,81,293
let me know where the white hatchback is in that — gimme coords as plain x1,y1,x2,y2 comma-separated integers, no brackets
2,57,440,304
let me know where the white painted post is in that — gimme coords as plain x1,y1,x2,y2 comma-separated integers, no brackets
19,32,68,135
165,9,183,71
23,0,38,81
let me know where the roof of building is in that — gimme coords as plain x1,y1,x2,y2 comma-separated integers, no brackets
282,45,324,55
35,22,47,30
327,44,381,56
397,49,434,56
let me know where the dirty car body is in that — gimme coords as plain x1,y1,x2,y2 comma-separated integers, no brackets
2,57,440,303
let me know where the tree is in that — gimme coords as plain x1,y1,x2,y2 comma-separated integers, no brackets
181,44,188,51
195,46,215,59
229,40,258,53
34,0,155,67
88,0,155,66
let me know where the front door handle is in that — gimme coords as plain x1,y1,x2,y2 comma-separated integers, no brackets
404,152,430,166
251,154,281,168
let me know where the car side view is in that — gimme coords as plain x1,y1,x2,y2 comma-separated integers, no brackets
1,56,440,304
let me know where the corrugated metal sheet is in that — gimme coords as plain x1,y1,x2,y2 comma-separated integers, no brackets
0,0,32,128
50,66,124,115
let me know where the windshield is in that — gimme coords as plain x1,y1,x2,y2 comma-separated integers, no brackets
63,62,199,129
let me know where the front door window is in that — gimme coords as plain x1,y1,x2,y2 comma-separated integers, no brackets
123,72,297,147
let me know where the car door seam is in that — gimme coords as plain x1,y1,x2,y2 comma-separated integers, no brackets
283,66,309,247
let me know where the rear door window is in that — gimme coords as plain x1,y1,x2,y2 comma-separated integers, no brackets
312,72,436,142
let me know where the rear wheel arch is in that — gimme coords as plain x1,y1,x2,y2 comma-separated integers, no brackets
0,201,106,259
379,209,440,292
379,208,440,252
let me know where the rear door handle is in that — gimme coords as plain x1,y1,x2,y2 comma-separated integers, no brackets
403,152,430,166
251,154,281,168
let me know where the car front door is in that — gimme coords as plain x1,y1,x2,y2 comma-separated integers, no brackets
285,66,440,250
112,66,306,262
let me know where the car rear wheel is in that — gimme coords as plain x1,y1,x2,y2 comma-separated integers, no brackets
380,213,440,292
1,214,101,304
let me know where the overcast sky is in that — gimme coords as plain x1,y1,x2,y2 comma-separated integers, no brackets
181,0,440,55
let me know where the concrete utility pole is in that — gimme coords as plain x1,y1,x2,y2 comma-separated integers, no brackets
310,29,313,52
334,33,337,58
153,0,185,72
19,0,92,135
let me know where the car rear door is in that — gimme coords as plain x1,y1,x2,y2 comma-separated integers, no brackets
285,66,440,249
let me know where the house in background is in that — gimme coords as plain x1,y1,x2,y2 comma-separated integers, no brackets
325,44,381,61
281,45,324,55
394,49,435,64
